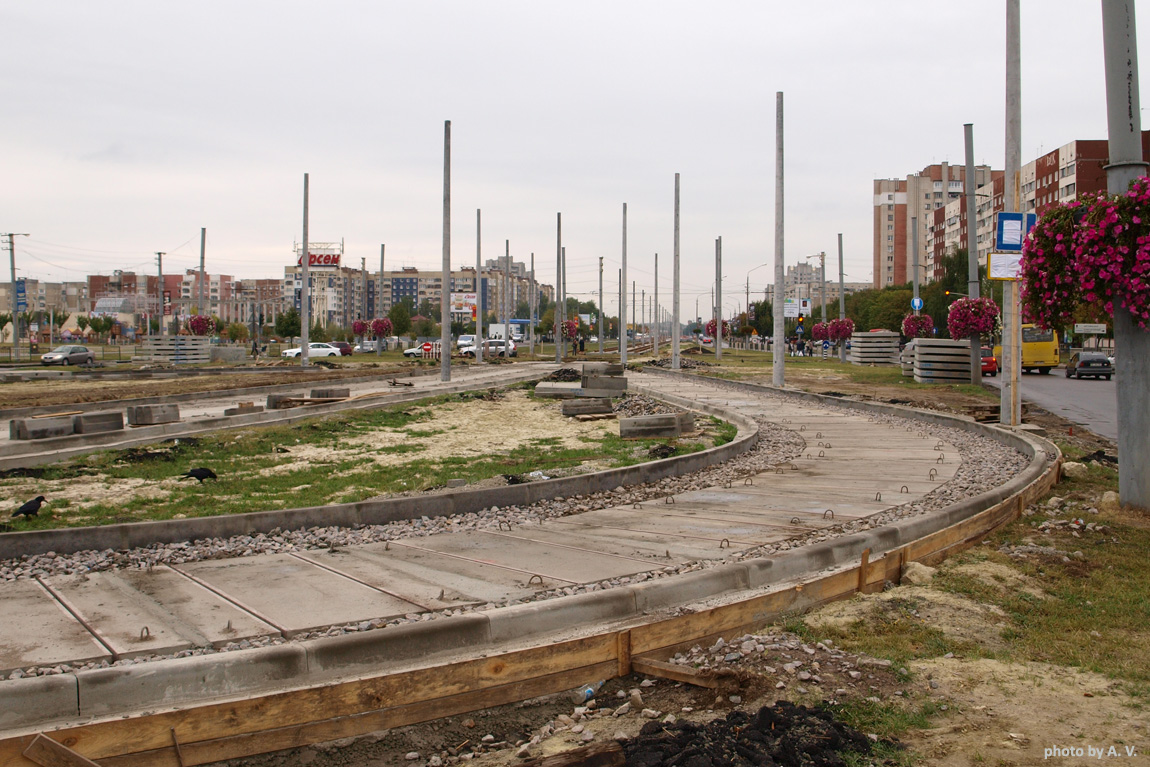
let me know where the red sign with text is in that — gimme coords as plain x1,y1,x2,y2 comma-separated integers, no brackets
296,253,342,268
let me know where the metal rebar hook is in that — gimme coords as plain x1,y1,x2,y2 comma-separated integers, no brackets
824,509,834,519
874,492,882,501
929,468,938,480
901,485,909,493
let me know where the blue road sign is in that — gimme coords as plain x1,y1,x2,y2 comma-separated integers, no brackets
822,340,830,350
795,327,804,336
911,296,923,311
994,212,1037,252
15,279,27,312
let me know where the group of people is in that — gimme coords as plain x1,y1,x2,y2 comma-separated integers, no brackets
787,338,815,357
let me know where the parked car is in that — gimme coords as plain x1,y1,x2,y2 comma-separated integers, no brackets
456,334,476,350
403,344,427,357
461,339,516,358
353,342,377,353
281,343,341,358
40,345,95,366
1065,351,1113,380
980,347,998,377
330,342,354,356
589,335,598,343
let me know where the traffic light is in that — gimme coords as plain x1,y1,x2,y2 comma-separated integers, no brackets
797,314,805,330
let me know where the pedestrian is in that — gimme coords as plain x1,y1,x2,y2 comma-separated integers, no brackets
251,339,259,360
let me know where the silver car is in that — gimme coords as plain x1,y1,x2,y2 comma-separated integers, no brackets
40,345,95,366
281,343,341,358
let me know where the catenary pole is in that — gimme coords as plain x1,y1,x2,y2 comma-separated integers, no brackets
555,213,563,363
838,234,846,363
198,227,206,317
475,212,482,363
621,203,628,365
672,174,681,370
772,92,785,387
653,253,659,358
1002,0,1021,425
1102,0,1150,508
157,252,165,336
964,123,982,384
598,256,604,354
714,236,722,361
300,177,309,367
529,252,535,356
378,244,385,356
441,120,451,381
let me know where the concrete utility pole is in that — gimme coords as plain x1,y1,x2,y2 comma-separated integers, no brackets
598,256,604,354
773,92,786,387
555,214,563,362
503,240,510,339
361,257,367,345
714,236,722,361
157,252,166,336
440,120,451,382
1001,0,1021,425
529,252,536,356
378,243,385,356
300,176,310,367
653,253,659,357
632,281,636,351
1102,0,1149,508
964,123,982,384
911,218,920,312
838,234,846,363
5,233,29,362
561,246,567,354
198,227,206,317
475,212,482,363
819,251,827,355
672,173,681,370
621,203,628,365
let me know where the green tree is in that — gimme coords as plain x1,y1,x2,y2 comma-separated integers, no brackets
389,300,413,337
275,307,301,339
0,313,9,339
309,320,328,342
416,298,441,322
226,322,249,342
414,317,437,338
76,314,90,335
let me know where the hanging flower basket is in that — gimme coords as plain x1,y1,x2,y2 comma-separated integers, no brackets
1022,179,1150,329
352,319,369,337
901,313,934,339
947,297,999,340
370,317,392,338
827,318,854,343
810,322,829,341
704,318,730,338
187,315,215,336
561,319,578,339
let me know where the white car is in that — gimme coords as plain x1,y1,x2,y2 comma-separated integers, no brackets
281,343,341,358
456,334,476,350
461,339,516,358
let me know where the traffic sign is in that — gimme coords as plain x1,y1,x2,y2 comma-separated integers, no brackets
1074,323,1107,335
795,327,804,336
911,297,923,311
822,340,830,350
422,342,432,352
15,279,26,312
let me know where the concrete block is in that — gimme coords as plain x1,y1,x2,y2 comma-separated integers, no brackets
267,393,306,409
620,413,684,439
561,398,613,416
76,644,308,717
126,404,180,426
310,388,351,399
677,412,696,432
304,614,491,674
0,673,79,729
534,382,582,399
10,416,75,441
581,375,627,390
488,590,637,643
583,362,625,377
224,402,266,416
577,387,624,399
72,410,125,434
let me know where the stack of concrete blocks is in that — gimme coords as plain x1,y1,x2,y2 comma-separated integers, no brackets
913,339,972,384
580,363,626,398
561,398,613,417
849,331,900,366
619,411,696,439
900,342,916,377
127,404,181,426
141,336,212,365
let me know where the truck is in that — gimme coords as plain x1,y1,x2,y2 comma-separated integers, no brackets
487,323,513,340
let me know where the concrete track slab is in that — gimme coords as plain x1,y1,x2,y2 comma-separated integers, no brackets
552,508,775,546
176,555,418,634
410,530,658,585
0,580,109,672
44,568,277,657
496,523,735,563
292,545,530,608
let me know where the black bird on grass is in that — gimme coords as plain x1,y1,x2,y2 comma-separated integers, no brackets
179,468,218,484
13,496,46,519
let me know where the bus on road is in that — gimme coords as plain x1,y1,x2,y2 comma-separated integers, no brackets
994,324,1060,374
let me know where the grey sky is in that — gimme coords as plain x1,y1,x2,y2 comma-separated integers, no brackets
2,1,1146,320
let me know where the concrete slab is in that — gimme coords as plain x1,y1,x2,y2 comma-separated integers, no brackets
555,508,775,546
492,524,713,563
45,568,277,656
411,530,656,585
176,554,417,635
0,579,109,673
292,545,528,608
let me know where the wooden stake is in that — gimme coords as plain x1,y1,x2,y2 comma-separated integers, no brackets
23,734,101,767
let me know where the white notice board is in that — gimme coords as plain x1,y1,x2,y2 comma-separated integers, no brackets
988,251,1023,280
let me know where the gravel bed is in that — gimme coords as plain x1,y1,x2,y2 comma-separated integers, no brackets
1,384,1031,679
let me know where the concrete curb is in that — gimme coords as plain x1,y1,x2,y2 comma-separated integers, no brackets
0,374,1060,731
0,379,759,561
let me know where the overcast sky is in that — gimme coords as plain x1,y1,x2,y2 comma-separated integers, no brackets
2,1,1147,319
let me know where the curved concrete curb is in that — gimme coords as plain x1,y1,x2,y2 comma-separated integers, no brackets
0,381,759,561
0,382,1059,732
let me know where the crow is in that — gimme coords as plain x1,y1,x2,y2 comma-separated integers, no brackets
179,468,218,484
13,496,46,519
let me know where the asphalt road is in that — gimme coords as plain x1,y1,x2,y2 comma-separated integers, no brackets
987,369,1118,441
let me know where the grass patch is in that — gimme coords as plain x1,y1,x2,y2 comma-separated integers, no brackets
711,417,738,446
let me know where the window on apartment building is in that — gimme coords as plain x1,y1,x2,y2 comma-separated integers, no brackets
887,225,893,231
933,192,943,199
887,235,893,241
887,256,893,262
887,215,893,221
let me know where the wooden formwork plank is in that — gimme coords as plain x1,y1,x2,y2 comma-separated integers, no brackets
0,459,1061,767
22,734,101,767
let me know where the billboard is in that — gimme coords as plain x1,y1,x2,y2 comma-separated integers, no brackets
296,252,342,268
450,292,478,314
783,298,811,318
